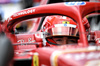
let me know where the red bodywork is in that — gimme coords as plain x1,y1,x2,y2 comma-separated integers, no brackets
2,2,100,66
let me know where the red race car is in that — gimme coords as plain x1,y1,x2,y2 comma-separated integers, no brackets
2,1,100,66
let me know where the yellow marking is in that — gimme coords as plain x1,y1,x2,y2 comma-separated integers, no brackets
33,55,39,66
62,21,70,24
86,15,88,18
67,21,70,24
54,53,62,66
62,21,66,24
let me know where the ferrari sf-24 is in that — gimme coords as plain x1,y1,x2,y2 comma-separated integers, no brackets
2,2,100,66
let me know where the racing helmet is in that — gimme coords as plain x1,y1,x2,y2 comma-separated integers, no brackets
42,15,79,46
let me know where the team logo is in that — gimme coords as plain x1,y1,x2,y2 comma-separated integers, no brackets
33,53,39,66
62,21,70,26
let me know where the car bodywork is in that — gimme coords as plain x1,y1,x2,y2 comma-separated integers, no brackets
2,2,100,66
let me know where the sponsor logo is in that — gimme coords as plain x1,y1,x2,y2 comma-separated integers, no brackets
65,52,100,60
64,2,86,6
13,9,35,17
17,38,35,43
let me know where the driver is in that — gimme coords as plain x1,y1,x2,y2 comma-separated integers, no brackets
42,15,79,46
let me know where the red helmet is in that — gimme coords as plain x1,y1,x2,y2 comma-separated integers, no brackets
42,15,79,46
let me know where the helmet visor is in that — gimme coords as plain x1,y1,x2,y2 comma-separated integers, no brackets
45,25,79,37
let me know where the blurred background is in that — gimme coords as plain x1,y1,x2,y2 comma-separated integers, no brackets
0,0,99,32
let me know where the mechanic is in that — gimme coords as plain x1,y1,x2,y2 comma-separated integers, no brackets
42,15,79,45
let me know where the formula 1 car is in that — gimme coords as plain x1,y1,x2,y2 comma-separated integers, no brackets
2,1,100,66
